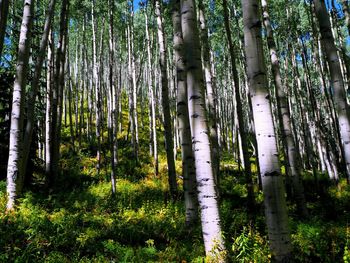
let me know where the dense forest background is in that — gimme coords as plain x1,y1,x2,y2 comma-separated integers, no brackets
1,0,350,262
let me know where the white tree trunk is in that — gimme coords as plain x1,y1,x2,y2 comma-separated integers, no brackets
198,0,220,186
314,0,350,182
108,0,116,194
145,12,159,176
172,0,198,226
20,0,56,189
45,31,54,179
261,0,307,217
242,0,292,261
181,0,225,259
92,0,101,175
6,0,34,210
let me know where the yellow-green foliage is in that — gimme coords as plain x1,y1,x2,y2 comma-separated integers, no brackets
2,96,350,262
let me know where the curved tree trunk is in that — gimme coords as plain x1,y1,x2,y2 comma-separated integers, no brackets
242,0,292,261
6,0,35,210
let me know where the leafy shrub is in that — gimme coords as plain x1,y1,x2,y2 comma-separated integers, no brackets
231,226,270,263
292,220,346,262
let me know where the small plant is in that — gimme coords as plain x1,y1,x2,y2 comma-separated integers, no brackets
344,227,350,263
232,226,270,263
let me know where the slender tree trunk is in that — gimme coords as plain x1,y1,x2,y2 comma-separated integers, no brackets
314,0,350,182
50,0,68,185
242,0,292,261
222,0,255,211
91,0,101,175
67,62,74,147
0,0,9,58
20,0,56,190
6,0,35,210
45,31,54,180
155,0,178,198
198,0,220,186
172,0,198,226
145,11,159,176
108,0,116,195
261,0,307,217
180,0,226,259
130,4,139,160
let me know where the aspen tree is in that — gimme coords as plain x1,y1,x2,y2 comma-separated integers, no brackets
21,0,56,190
242,0,292,260
155,0,178,198
130,2,139,160
181,0,226,259
6,0,35,210
172,0,198,225
198,0,219,185
45,31,54,179
50,0,68,184
261,0,307,217
314,0,350,182
108,0,116,194
222,0,255,211
91,0,102,175
145,10,159,176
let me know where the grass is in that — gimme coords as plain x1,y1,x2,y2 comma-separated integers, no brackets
1,103,350,262
1,148,349,262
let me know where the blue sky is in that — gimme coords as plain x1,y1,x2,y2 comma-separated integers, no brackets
134,0,141,10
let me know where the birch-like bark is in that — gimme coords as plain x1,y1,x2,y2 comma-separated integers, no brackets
198,0,219,185
314,0,350,182
45,31,54,179
261,0,307,217
0,0,9,58
108,0,116,195
181,0,226,259
6,0,34,210
130,4,139,159
242,0,292,261
67,62,74,146
20,0,56,190
145,11,159,176
91,0,101,175
155,0,178,198
172,0,198,226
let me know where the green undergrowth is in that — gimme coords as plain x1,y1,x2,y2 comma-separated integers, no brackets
1,116,350,262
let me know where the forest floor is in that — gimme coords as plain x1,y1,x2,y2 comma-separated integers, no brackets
1,116,350,262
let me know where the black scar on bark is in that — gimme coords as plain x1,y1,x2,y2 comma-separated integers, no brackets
265,171,280,177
